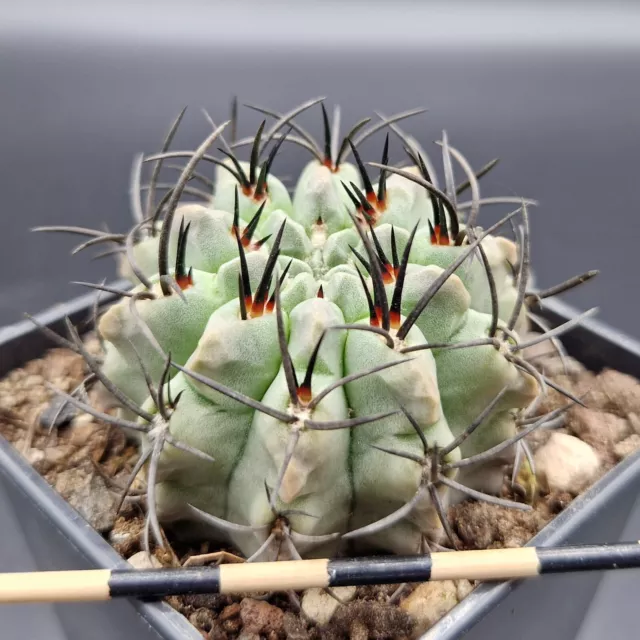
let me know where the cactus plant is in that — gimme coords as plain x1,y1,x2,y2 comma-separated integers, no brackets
35,99,598,563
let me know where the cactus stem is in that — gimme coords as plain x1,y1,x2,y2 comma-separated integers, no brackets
526,270,600,303
174,363,297,423
397,207,521,340
145,106,188,225
455,157,500,196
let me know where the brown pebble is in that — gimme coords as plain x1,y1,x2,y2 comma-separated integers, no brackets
568,407,629,454
188,607,215,633
614,434,640,460
222,618,241,634
219,603,241,621
206,620,229,640
240,598,284,635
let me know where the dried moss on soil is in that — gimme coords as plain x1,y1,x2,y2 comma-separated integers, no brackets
2,339,640,639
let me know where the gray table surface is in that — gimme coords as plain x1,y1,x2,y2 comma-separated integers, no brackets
1,2,639,638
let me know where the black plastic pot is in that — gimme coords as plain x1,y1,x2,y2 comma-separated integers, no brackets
1,291,639,640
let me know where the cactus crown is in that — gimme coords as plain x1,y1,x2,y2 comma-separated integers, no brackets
36,98,598,561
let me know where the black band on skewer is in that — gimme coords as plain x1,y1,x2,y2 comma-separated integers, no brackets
109,567,221,598
328,556,432,587
538,543,640,574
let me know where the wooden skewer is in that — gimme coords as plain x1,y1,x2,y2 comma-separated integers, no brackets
1,541,639,604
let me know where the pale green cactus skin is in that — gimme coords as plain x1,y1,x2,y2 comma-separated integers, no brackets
96,123,539,560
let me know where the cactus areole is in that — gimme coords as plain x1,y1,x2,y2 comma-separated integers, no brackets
37,99,598,562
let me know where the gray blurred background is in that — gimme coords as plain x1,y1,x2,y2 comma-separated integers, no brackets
0,2,639,638
1,1,639,336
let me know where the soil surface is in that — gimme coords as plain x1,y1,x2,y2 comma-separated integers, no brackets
2,336,640,639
